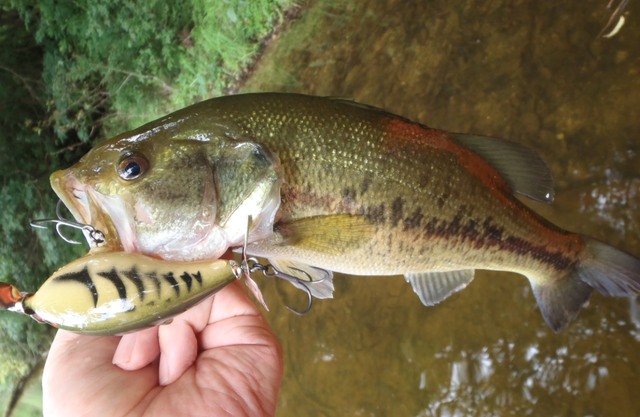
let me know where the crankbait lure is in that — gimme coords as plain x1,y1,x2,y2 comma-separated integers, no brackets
0,249,242,336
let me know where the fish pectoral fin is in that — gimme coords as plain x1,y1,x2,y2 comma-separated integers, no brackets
452,133,555,203
277,215,376,255
246,215,375,256
268,258,334,299
404,269,475,306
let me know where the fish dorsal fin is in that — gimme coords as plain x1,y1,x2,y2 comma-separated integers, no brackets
328,97,377,111
452,134,555,203
269,258,334,299
328,97,412,121
404,269,475,306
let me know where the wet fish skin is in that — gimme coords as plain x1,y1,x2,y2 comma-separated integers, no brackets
52,120,283,262
51,93,640,332
170,95,573,276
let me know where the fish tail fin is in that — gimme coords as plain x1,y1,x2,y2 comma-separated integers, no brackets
531,235,640,333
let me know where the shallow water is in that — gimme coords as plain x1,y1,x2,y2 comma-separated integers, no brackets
242,0,640,415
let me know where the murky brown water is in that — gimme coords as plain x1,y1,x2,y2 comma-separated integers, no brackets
241,0,640,415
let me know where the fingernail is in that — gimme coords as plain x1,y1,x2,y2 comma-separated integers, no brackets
112,333,137,365
159,353,171,385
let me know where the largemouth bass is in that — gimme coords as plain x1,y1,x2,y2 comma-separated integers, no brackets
50,93,640,332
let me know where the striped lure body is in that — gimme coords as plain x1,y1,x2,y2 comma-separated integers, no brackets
3,251,240,336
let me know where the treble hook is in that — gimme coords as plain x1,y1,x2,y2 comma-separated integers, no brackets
246,257,330,315
287,282,313,316
30,200,105,246
238,215,332,315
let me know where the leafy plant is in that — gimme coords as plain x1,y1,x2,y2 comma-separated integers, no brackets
0,0,295,409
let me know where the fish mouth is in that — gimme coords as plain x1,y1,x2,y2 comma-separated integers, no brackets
50,170,91,226
50,169,133,251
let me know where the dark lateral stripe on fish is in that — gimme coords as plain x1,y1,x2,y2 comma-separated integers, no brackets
147,272,161,294
403,208,424,230
285,186,382,222
180,272,192,292
358,203,386,224
341,187,357,204
97,268,127,301
390,197,404,227
163,272,180,296
54,267,98,307
122,267,145,301
360,175,372,195
420,211,580,271
284,187,571,272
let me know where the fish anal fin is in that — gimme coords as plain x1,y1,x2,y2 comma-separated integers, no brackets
404,269,475,307
531,278,593,333
452,134,555,203
269,258,334,299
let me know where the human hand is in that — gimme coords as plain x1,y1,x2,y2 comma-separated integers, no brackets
42,280,283,417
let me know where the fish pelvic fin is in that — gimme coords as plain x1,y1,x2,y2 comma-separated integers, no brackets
452,134,555,203
531,235,640,333
405,269,475,306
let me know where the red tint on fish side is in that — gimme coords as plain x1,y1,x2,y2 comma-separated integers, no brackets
383,115,582,250
383,118,512,198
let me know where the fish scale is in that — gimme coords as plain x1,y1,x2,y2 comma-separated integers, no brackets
209,95,573,277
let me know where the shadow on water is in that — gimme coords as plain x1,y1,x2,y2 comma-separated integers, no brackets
241,0,640,415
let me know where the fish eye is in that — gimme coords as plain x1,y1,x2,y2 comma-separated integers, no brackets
118,154,149,181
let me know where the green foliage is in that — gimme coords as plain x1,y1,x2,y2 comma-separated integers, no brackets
0,0,295,407
9,0,194,138
9,365,43,417
8,0,295,135
0,316,52,387
171,0,293,111
0,8,86,394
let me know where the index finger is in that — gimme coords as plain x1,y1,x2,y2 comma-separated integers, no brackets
199,279,276,350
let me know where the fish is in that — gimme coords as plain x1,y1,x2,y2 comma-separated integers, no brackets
50,93,640,332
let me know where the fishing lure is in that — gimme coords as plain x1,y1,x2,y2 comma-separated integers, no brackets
0,249,243,336
0,210,329,336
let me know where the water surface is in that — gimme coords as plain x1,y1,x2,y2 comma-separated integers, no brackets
242,1,640,415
